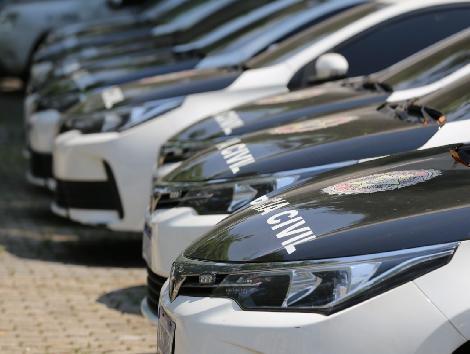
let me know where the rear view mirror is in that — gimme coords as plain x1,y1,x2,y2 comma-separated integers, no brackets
315,53,349,80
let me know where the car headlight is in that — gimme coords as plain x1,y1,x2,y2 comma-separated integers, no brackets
61,97,185,134
172,242,458,314
159,140,209,165
152,174,299,215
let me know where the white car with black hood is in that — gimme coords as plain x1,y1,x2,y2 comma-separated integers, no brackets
158,140,470,354
53,0,470,234
142,71,470,321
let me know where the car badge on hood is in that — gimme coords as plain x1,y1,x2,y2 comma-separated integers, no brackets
322,169,442,196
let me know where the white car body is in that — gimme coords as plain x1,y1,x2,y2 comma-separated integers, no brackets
52,0,470,233
0,0,140,76
155,241,470,354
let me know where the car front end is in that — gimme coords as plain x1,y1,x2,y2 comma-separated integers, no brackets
51,67,288,231
156,143,470,354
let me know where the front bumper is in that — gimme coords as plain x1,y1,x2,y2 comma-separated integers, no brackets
141,207,228,322
27,150,54,188
54,162,124,220
27,109,61,186
52,127,162,232
159,279,465,354
143,207,228,278
144,266,166,324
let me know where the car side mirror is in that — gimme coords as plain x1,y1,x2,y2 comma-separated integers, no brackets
315,53,349,80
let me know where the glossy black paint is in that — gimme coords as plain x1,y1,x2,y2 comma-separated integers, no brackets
185,145,470,262
165,103,440,182
36,0,272,62
165,74,469,182
170,83,388,143
162,27,470,162
39,57,200,98
68,68,241,115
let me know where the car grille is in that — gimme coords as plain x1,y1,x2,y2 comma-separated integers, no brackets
29,150,53,179
55,162,124,217
147,267,167,316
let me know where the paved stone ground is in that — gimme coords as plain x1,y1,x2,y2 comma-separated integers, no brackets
0,90,156,353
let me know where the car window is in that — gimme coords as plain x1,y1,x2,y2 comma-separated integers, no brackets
377,29,470,90
334,5,470,77
247,3,381,68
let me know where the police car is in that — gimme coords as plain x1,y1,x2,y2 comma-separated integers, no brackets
158,141,470,354
26,0,359,187
52,0,470,234
142,72,470,320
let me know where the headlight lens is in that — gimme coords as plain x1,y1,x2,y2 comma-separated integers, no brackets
61,97,185,134
173,243,458,314
152,175,299,215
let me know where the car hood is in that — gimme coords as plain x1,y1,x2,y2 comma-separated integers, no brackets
36,24,158,62
40,56,198,96
169,80,388,143
185,144,470,263
48,14,139,41
66,67,241,115
165,105,440,182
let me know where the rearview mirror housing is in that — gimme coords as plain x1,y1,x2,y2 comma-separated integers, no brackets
315,53,349,80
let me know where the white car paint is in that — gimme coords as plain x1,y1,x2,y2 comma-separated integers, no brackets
157,243,470,354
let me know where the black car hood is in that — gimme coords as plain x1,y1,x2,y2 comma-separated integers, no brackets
185,145,470,263
67,68,241,115
36,24,159,62
169,80,389,143
41,56,199,97
166,105,439,182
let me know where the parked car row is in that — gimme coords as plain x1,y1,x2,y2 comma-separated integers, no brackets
2,0,469,353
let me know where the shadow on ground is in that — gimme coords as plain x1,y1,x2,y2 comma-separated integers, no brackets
97,285,147,316
0,91,146,268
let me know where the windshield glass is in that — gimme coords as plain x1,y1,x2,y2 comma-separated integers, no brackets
174,0,313,54
246,2,381,68
209,0,329,56
142,0,206,23
377,30,470,90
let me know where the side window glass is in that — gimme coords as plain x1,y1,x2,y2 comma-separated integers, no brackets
289,6,470,89
336,6,470,77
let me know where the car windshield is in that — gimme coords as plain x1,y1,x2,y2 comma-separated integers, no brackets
152,0,238,35
173,0,314,55
246,2,381,69
375,29,470,91
142,0,206,23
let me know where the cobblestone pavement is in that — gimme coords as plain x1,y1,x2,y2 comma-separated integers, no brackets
0,91,156,354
